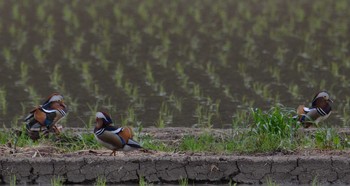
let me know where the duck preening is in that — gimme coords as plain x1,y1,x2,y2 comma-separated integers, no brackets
94,112,142,156
296,91,333,128
24,93,68,140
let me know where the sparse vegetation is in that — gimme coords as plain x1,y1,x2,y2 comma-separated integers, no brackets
95,176,106,186
51,176,64,186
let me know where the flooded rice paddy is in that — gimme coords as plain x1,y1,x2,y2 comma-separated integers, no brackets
0,0,349,128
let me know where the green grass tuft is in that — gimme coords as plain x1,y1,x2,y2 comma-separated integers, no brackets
95,176,106,186
51,176,64,186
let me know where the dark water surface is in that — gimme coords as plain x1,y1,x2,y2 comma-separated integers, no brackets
0,0,349,128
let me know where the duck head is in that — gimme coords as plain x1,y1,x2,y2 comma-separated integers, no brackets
312,91,333,103
95,112,113,130
43,93,67,109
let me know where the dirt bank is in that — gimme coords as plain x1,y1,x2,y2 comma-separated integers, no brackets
1,149,350,185
2,127,350,184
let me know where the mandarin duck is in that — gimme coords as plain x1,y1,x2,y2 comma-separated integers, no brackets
296,91,333,128
94,112,142,156
24,93,68,140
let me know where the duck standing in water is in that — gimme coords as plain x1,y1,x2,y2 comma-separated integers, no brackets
24,93,68,140
296,91,333,128
94,112,142,156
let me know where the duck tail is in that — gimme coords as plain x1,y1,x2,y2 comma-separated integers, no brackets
127,139,142,148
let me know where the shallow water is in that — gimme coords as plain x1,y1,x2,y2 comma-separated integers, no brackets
0,0,348,128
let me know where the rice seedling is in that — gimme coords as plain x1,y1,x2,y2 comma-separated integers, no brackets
50,64,65,91
8,24,17,37
121,106,137,126
41,29,55,52
151,47,168,68
241,95,255,108
157,83,166,96
241,35,258,61
2,47,14,69
330,62,340,77
203,62,221,88
268,66,281,83
100,97,116,113
36,3,46,22
237,62,248,78
99,57,110,72
180,76,190,90
145,63,156,88
232,109,250,128
168,93,183,112
130,31,142,48
133,121,143,141
252,82,271,100
223,85,235,100
17,62,29,85
86,102,100,129
193,104,214,129
93,84,101,100
159,102,173,127
63,48,78,68
33,45,46,65
11,4,21,22
26,86,41,106
288,84,299,99
0,87,7,115
339,97,350,126
113,63,124,88
73,34,85,54
192,84,203,100
123,81,139,102
13,30,27,51
218,51,229,66
81,63,93,90
62,4,79,31
274,47,289,63
174,62,186,78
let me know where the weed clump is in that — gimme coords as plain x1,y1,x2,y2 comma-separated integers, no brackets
248,106,300,152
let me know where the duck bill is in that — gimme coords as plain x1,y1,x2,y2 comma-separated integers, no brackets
328,98,334,103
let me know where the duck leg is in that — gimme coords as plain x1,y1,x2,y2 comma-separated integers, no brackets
110,150,116,156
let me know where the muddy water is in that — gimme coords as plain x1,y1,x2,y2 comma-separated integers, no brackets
0,0,348,128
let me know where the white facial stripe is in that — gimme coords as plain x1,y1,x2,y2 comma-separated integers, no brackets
49,95,63,102
317,92,329,99
96,112,107,121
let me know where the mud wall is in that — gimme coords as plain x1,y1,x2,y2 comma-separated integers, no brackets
1,155,349,185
